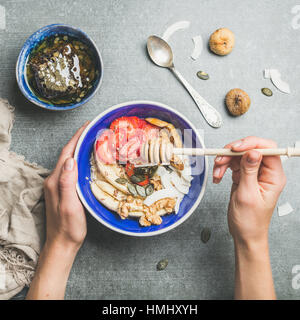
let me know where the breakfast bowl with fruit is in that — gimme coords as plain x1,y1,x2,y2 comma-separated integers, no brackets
74,101,208,236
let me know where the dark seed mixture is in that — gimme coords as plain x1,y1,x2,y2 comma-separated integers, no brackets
26,34,98,106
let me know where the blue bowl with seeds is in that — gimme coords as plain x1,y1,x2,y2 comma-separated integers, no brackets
16,24,103,111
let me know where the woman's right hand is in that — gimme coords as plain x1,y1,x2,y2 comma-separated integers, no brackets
213,136,286,245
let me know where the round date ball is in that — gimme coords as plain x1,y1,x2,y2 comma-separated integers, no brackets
225,88,251,116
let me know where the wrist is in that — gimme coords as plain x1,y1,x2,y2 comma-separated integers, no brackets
27,237,79,300
43,238,80,261
234,236,269,260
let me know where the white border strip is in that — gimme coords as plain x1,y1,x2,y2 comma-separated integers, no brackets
74,100,208,237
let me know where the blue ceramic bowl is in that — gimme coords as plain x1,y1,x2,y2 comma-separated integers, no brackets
74,101,208,236
16,24,103,111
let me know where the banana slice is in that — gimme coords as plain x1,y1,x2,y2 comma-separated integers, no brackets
95,180,127,201
95,159,130,194
91,182,119,212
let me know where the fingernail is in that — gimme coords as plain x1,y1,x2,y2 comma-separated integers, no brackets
247,153,260,164
213,167,221,178
83,120,90,126
64,158,74,171
215,156,222,162
232,140,242,148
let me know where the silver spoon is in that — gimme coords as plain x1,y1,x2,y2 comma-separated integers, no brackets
147,35,222,128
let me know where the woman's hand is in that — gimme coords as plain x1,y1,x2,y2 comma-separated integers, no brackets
213,136,286,244
27,122,89,300
213,136,286,299
43,122,89,251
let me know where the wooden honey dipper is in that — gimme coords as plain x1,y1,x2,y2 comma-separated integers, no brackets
138,139,300,166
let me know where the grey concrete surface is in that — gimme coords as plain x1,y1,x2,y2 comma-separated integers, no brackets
0,0,300,300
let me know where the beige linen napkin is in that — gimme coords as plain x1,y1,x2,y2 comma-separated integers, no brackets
0,99,49,299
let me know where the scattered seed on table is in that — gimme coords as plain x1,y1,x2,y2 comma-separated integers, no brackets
261,88,273,96
197,71,209,80
156,259,168,271
201,228,211,243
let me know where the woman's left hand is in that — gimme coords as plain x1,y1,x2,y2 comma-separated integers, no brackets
27,122,89,300
43,121,89,252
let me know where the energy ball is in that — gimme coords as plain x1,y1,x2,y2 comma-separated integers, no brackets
209,28,235,56
225,88,251,116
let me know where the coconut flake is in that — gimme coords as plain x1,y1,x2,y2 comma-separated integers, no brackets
182,174,193,183
162,20,190,42
263,69,271,79
156,166,168,177
278,202,294,217
174,196,184,214
191,35,203,60
160,172,174,190
178,155,193,183
144,188,181,207
170,172,190,194
264,69,291,94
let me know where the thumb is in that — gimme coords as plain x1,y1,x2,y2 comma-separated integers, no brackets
239,150,262,189
58,158,78,210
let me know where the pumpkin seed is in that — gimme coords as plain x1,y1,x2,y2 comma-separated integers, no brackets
134,167,148,176
145,184,154,196
261,88,273,96
197,71,209,80
115,178,127,185
201,228,211,243
127,184,137,197
136,185,146,197
148,165,158,178
157,259,168,271
130,174,145,184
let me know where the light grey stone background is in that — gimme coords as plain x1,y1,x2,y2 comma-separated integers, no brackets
0,0,300,299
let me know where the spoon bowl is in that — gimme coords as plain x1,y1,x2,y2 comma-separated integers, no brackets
147,35,174,68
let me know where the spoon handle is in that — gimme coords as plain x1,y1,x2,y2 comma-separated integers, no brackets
170,67,222,128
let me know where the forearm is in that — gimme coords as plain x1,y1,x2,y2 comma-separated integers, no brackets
26,241,78,300
234,238,276,300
